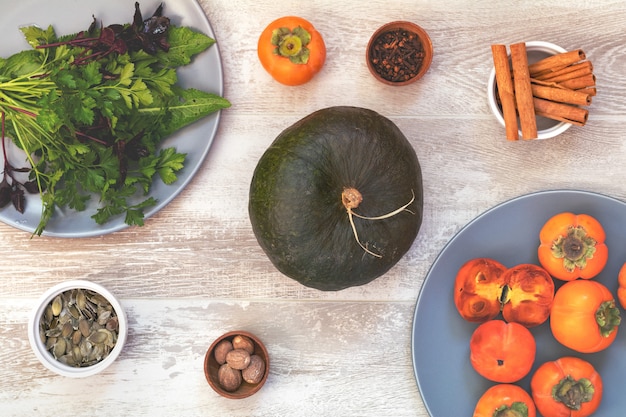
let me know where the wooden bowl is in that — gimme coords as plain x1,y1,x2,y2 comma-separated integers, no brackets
366,21,433,86
204,330,269,399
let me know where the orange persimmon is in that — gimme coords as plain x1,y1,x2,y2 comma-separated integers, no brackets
469,320,536,383
257,16,326,86
500,263,554,327
473,384,536,417
531,356,603,417
454,259,554,327
550,279,621,353
538,212,608,281
454,258,507,323
618,261,626,309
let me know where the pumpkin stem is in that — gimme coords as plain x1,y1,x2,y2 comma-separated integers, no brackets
342,188,416,258
347,207,383,258
351,189,416,220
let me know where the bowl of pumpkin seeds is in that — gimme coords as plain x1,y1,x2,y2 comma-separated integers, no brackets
28,280,127,377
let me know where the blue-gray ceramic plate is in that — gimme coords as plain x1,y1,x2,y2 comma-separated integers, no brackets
412,189,626,416
0,0,223,237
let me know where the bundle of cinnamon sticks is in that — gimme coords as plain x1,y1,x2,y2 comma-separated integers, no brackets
491,43,595,140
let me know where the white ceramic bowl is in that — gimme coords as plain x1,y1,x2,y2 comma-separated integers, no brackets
28,280,128,377
487,41,572,140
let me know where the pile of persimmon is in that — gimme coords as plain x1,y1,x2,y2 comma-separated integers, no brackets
455,211,622,417
539,212,620,354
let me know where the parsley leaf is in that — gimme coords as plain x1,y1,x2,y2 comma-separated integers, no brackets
154,25,216,67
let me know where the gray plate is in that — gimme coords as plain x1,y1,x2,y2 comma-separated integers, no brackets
412,189,626,416
0,0,224,237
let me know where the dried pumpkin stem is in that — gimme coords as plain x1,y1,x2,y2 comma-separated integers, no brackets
352,189,416,220
342,188,416,258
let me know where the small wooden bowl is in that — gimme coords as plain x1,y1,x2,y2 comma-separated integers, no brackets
366,21,433,86
204,330,269,399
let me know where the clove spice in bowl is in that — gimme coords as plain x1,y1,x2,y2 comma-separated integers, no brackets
366,21,433,86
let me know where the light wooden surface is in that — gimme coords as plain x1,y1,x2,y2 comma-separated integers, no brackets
1,0,626,416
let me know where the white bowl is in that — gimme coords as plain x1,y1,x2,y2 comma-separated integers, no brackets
487,41,572,140
28,280,128,377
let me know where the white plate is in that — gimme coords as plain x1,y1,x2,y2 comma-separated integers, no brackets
0,0,224,237
412,189,626,416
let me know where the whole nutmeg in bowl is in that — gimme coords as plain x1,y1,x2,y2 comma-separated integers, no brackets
366,21,433,86
27,280,128,378
204,331,269,399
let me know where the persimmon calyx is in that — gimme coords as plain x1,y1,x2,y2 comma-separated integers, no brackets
552,375,595,411
271,26,311,64
595,300,621,337
493,402,531,417
551,225,597,272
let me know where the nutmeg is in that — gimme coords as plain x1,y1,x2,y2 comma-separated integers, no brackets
232,334,255,354
242,354,266,384
213,339,233,365
226,348,251,370
218,363,242,392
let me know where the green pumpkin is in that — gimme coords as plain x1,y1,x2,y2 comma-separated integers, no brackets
249,106,423,291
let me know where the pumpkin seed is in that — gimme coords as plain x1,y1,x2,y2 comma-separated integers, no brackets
78,317,90,337
105,317,119,332
87,330,108,344
76,289,87,311
68,304,81,319
72,329,83,345
61,321,73,338
79,339,93,358
97,309,111,325
53,338,66,359
72,346,83,363
44,305,53,323
45,327,62,338
51,295,63,316
40,288,120,368
45,336,57,350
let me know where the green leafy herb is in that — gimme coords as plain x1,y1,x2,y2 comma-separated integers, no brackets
0,2,230,235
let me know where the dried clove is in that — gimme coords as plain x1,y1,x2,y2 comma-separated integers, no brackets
369,28,425,83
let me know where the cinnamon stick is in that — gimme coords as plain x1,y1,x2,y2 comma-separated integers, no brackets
534,97,588,126
559,74,596,90
510,43,537,139
539,64,593,83
491,44,519,140
531,84,592,106
576,87,597,96
534,60,593,81
528,49,586,77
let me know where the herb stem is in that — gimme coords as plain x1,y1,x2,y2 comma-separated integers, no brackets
1,111,7,164
75,131,108,145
